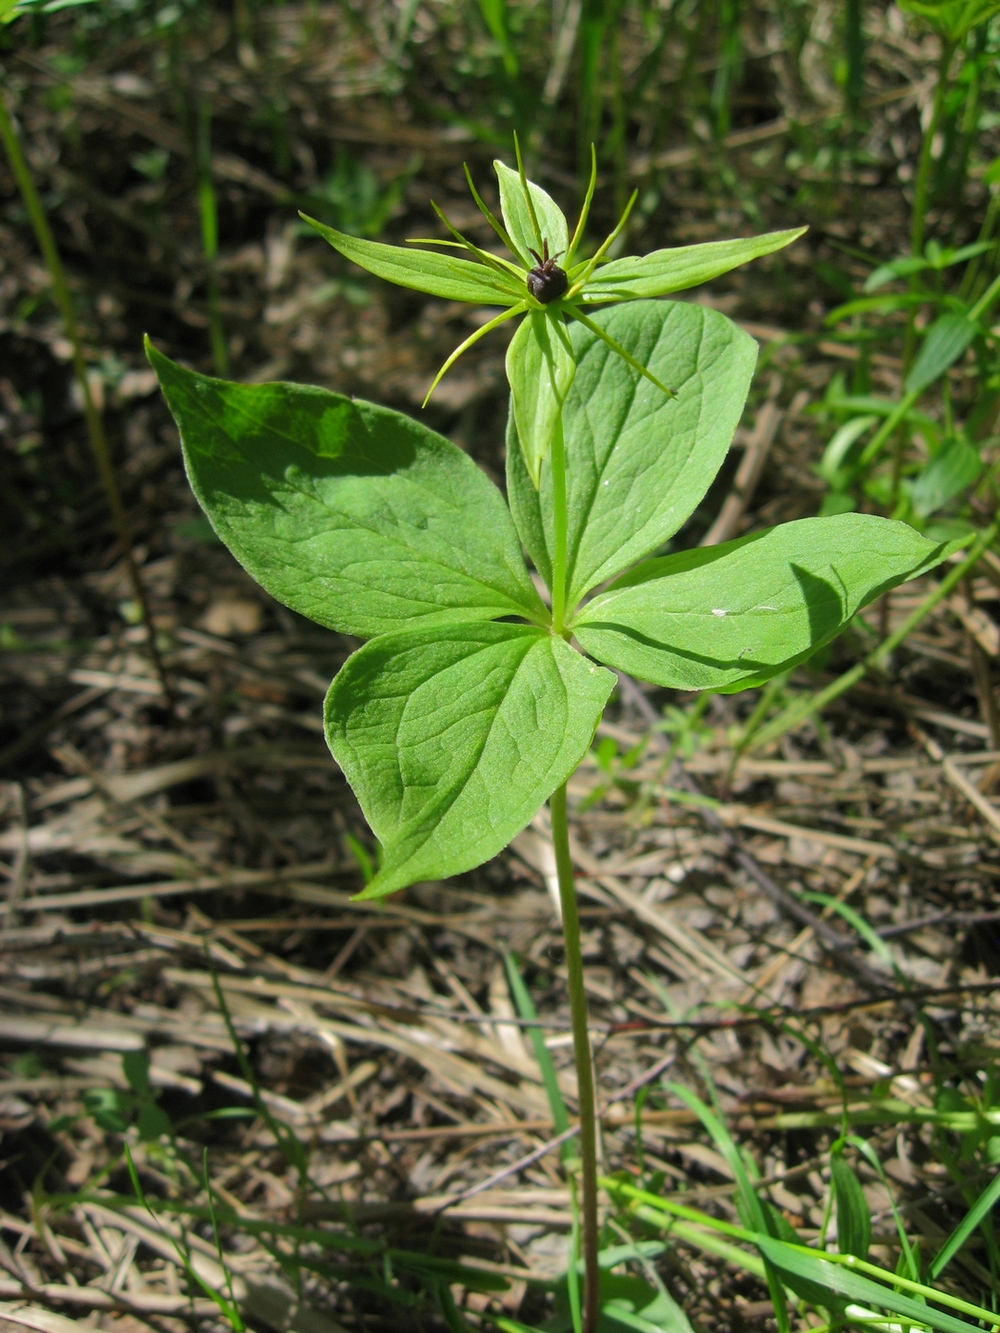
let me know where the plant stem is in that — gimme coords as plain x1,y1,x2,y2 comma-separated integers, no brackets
549,781,600,1333
910,37,954,264
0,85,172,704
894,35,954,506
747,515,1000,753
857,386,922,471
198,99,229,377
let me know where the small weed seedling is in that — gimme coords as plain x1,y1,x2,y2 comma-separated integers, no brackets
149,155,959,1333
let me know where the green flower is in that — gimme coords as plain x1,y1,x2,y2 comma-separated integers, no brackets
302,144,805,486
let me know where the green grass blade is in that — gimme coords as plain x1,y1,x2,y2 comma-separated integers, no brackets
475,0,518,77
756,1237,996,1333
846,1134,919,1279
504,953,570,1140
801,892,894,965
927,1170,1000,1281
830,1150,872,1260
666,1082,790,1333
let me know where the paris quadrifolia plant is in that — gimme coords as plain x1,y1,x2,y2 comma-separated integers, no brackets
147,151,961,1333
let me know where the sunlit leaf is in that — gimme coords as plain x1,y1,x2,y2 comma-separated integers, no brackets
507,300,756,599
302,216,524,306
898,0,1000,41
581,228,806,301
147,342,545,637
494,160,569,267
573,515,953,691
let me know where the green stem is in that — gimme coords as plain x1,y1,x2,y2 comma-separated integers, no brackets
198,99,229,378
857,385,921,470
0,83,172,705
910,38,954,263
968,268,1000,323
748,515,1000,753
550,415,569,634
896,37,955,506
550,783,599,1333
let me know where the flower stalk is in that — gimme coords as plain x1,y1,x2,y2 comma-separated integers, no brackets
302,141,805,487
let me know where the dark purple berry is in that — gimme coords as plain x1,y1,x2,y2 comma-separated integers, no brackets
526,240,568,304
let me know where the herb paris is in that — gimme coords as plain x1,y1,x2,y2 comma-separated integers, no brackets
148,155,956,1333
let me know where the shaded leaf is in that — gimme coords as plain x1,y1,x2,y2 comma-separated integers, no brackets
506,309,576,486
326,622,614,898
573,515,951,692
85,1088,132,1135
137,1103,173,1142
147,342,545,637
123,1050,152,1097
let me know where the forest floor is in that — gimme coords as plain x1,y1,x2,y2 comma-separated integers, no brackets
1,5,999,1332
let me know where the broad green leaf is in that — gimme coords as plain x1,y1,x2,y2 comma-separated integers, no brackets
123,1050,152,1097
301,216,523,306
906,312,979,395
573,514,951,692
507,300,757,602
326,622,615,898
147,342,545,637
506,309,576,486
85,1087,132,1134
581,228,806,302
494,161,569,268
909,436,981,518
830,1154,872,1260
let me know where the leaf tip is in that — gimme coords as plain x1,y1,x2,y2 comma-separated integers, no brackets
350,875,397,903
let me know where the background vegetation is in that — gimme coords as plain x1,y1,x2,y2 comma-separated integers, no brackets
1,3,1000,1333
